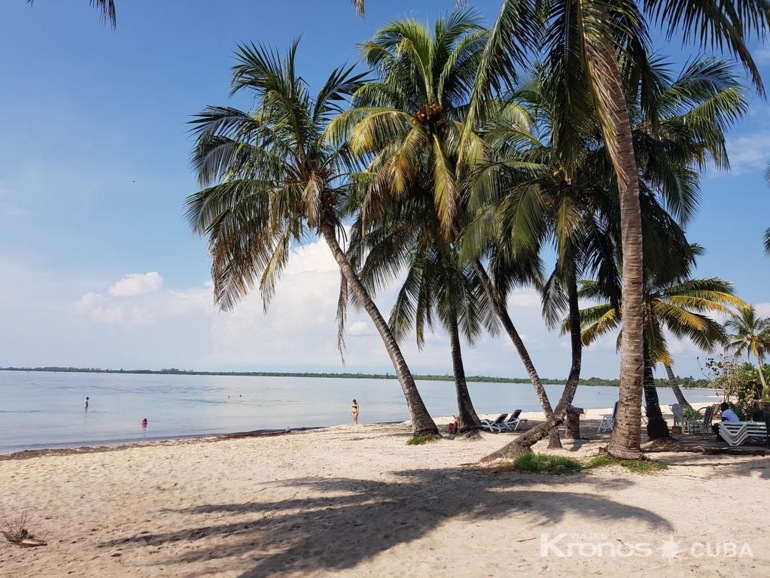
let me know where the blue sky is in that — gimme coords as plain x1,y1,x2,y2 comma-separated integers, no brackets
0,0,768,379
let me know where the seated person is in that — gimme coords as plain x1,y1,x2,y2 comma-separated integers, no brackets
712,402,740,440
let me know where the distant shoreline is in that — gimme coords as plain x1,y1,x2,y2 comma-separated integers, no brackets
0,366,710,388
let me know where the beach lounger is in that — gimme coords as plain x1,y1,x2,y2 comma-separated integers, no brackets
744,421,768,445
501,409,528,432
718,422,749,446
598,402,618,433
481,414,508,433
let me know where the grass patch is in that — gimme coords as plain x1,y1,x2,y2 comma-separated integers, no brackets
406,433,442,445
510,453,583,475
585,455,668,474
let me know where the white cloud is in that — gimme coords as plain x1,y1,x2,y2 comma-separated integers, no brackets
725,134,770,174
348,321,373,336
108,272,163,297
73,292,123,323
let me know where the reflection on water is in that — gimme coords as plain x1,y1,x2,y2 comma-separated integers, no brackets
0,370,719,453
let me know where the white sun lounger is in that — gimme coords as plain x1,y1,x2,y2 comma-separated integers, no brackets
718,422,768,446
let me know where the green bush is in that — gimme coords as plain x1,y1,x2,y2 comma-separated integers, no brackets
406,433,442,445
585,455,667,474
510,453,583,475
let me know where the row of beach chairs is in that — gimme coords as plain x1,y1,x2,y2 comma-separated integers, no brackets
717,422,769,447
481,410,528,433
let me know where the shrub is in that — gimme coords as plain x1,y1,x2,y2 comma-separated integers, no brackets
585,455,667,474
406,433,442,445
510,453,582,475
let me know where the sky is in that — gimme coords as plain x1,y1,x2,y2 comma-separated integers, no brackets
0,0,768,380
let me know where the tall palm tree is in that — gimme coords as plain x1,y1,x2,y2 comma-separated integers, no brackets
27,0,116,27
725,306,770,391
468,0,770,459
185,41,438,434
327,11,492,429
467,54,744,452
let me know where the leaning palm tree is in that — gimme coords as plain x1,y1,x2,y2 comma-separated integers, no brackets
724,306,770,391
185,41,438,434
27,0,116,27
467,0,770,459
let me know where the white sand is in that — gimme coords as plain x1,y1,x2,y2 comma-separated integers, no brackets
1,407,769,577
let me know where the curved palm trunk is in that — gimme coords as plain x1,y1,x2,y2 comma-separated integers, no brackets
664,363,692,409
321,223,438,434
595,48,645,460
472,260,561,448
447,312,482,431
643,338,669,439
482,273,582,460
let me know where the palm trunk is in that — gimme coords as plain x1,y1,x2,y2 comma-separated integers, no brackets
596,47,645,460
755,349,768,391
643,338,669,439
472,260,561,448
320,223,438,434
664,363,692,409
482,272,582,460
448,312,482,431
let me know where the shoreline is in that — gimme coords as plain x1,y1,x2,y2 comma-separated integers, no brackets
0,404,710,460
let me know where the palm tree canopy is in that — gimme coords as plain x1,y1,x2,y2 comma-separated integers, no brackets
186,40,365,311
573,277,746,365
724,306,770,362
326,8,489,235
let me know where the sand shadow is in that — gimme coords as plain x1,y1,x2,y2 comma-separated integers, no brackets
100,466,669,577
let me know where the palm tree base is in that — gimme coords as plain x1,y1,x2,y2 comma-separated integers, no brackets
606,444,645,460
646,416,670,440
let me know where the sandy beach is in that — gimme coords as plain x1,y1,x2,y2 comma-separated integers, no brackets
1,407,769,578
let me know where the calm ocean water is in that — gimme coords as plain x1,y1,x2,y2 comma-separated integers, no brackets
0,371,721,453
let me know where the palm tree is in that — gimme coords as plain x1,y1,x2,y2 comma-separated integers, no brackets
725,306,770,391
576,277,745,437
468,0,770,459
467,55,744,451
27,0,116,27
327,11,493,430
185,41,438,434
328,10,568,443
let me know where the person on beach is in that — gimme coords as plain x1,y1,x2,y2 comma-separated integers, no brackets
712,402,739,440
84,396,89,410
352,399,359,424
141,418,148,428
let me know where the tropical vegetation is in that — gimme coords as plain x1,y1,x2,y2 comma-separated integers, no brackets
181,1,770,460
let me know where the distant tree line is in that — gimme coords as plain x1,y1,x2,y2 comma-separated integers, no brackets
0,366,710,388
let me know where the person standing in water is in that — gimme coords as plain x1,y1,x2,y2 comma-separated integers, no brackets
351,399,359,425
84,396,89,410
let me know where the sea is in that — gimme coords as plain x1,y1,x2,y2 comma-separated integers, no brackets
0,370,722,454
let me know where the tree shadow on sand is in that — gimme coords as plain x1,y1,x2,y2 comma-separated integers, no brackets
99,466,671,577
